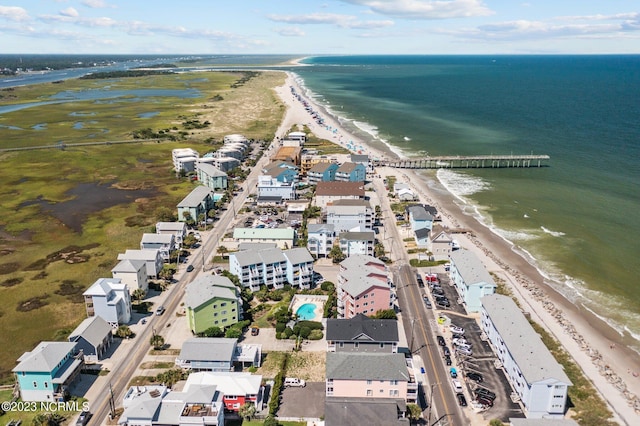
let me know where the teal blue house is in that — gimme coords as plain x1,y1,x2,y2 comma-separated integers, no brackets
335,162,366,182
12,342,84,402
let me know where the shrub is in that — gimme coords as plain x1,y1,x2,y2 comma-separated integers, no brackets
320,281,334,292
308,329,324,340
299,326,311,339
275,323,286,333
283,327,294,338
297,320,323,330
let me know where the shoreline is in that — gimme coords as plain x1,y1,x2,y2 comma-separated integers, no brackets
274,70,640,424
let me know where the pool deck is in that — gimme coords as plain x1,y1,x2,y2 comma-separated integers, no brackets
289,295,329,322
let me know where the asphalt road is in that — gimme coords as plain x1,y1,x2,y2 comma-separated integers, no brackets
91,140,276,425
373,176,465,426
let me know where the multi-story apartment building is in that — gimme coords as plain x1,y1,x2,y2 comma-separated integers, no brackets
326,199,373,233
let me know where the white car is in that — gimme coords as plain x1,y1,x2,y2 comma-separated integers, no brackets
452,338,470,347
456,346,473,356
455,342,472,351
451,379,463,393
449,325,464,334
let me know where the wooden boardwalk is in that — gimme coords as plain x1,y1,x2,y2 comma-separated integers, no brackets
374,154,550,169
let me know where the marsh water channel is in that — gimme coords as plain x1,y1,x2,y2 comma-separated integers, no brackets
19,182,157,233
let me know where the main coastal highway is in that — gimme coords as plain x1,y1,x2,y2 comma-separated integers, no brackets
373,176,463,425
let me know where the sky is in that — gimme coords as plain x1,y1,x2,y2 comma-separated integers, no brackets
0,0,639,55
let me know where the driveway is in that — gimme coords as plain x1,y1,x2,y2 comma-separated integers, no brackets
277,382,325,419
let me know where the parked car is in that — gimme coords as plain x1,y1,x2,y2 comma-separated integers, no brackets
436,299,451,308
454,342,472,351
456,393,468,407
474,387,497,400
416,275,425,288
466,372,484,383
449,367,458,378
423,296,432,309
444,355,452,366
432,287,445,296
476,396,494,407
451,379,463,393
250,327,259,336
442,346,451,356
449,325,465,334
284,377,306,388
76,411,92,426
437,335,446,346
451,333,465,340
186,265,194,272
452,338,469,347
456,347,473,356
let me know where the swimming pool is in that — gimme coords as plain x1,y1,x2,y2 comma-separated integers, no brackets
296,303,317,321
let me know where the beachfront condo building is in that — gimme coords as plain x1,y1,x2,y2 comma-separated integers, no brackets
449,248,497,313
481,294,572,419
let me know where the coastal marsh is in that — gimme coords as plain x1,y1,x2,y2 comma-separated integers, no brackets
0,70,285,381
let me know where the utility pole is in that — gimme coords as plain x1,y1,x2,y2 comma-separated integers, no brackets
108,382,116,420
427,382,440,426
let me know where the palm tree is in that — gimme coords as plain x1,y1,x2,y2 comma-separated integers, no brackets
132,288,146,305
239,403,256,421
115,325,133,339
150,334,165,350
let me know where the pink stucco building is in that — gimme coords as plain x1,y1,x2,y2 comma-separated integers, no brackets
337,255,391,319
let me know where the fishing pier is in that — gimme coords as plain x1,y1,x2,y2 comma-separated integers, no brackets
373,154,550,169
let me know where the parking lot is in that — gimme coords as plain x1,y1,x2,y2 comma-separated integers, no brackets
420,270,524,422
440,311,524,422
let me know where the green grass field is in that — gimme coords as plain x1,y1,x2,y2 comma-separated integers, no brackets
0,70,286,382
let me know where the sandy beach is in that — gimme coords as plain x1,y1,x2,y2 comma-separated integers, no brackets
274,70,640,424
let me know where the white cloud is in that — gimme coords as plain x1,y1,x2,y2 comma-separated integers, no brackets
339,0,494,19
268,12,393,29
60,7,79,18
441,12,640,41
0,6,30,22
81,0,116,8
274,27,306,37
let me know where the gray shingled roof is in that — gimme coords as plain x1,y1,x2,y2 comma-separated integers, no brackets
185,276,238,309
111,258,146,273
141,233,173,244
340,267,389,297
407,205,432,221
481,294,572,385
198,163,227,177
178,338,237,362
13,342,77,372
336,162,357,173
340,254,384,270
308,162,335,173
325,398,408,426
283,247,313,265
339,231,375,241
415,228,430,239
177,185,214,208
308,223,335,234
326,314,399,342
326,353,409,381
450,249,496,287
69,316,112,348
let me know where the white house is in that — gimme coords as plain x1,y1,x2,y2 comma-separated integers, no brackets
430,231,453,261
140,233,175,262
156,221,187,245
449,249,496,313
481,294,572,419
283,248,314,289
339,231,375,257
83,278,132,328
257,175,296,202
111,259,148,293
307,223,336,258
118,249,163,279
326,199,373,233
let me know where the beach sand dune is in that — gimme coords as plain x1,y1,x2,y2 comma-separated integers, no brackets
274,71,640,424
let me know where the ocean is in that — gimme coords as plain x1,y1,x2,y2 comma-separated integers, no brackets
292,55,640,351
